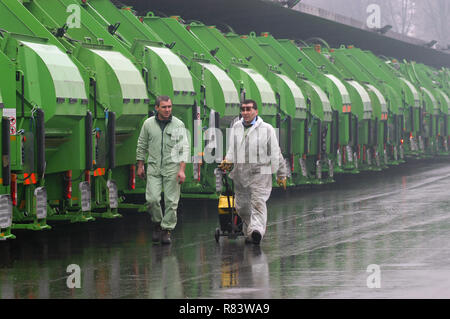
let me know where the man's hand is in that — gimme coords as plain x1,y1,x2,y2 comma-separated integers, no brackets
177,170,186,184
277,176,287,190
177,162,186,184
218,159,233,172
137,161,145,179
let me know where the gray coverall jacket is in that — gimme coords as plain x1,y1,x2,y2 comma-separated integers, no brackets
136,115,189,230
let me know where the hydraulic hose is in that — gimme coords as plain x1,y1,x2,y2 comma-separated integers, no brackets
107,111,116,170
214,111,220,130
332,110,339,154
85,111,93,170
35,109,45,178
304,118,309,154
393,114,398,144
276,113,281,148
2,117,10,186
317,119,322,158
444,116,448,139
374,118,378,146
348,112,353,144
383,118,388,145
401,115,405,140
287,115,292,165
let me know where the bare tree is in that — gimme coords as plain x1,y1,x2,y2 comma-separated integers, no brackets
290,0,372,20
416,0,450,48
275,0,411,33
272,0,447,44
384,0,416,36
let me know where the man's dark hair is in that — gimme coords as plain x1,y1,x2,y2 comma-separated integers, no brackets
242,99,257,110
155,95,171,107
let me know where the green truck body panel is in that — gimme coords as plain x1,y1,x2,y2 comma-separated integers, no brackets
0,0,447,239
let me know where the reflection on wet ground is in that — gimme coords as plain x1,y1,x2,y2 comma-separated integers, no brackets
1,159,450,298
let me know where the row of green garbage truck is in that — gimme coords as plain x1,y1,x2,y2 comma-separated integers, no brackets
0,0,449,240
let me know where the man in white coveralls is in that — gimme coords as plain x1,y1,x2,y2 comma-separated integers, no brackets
219,99,288,245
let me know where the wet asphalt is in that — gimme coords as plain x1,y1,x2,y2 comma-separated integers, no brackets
1,158,450,299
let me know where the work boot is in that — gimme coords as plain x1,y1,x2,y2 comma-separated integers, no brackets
161,230,172,245
251,230,262,245
152,223,162,243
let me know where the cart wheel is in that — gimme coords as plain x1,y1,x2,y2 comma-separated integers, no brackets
214,228,221,243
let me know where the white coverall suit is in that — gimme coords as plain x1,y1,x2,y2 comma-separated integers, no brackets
225,116,288,240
